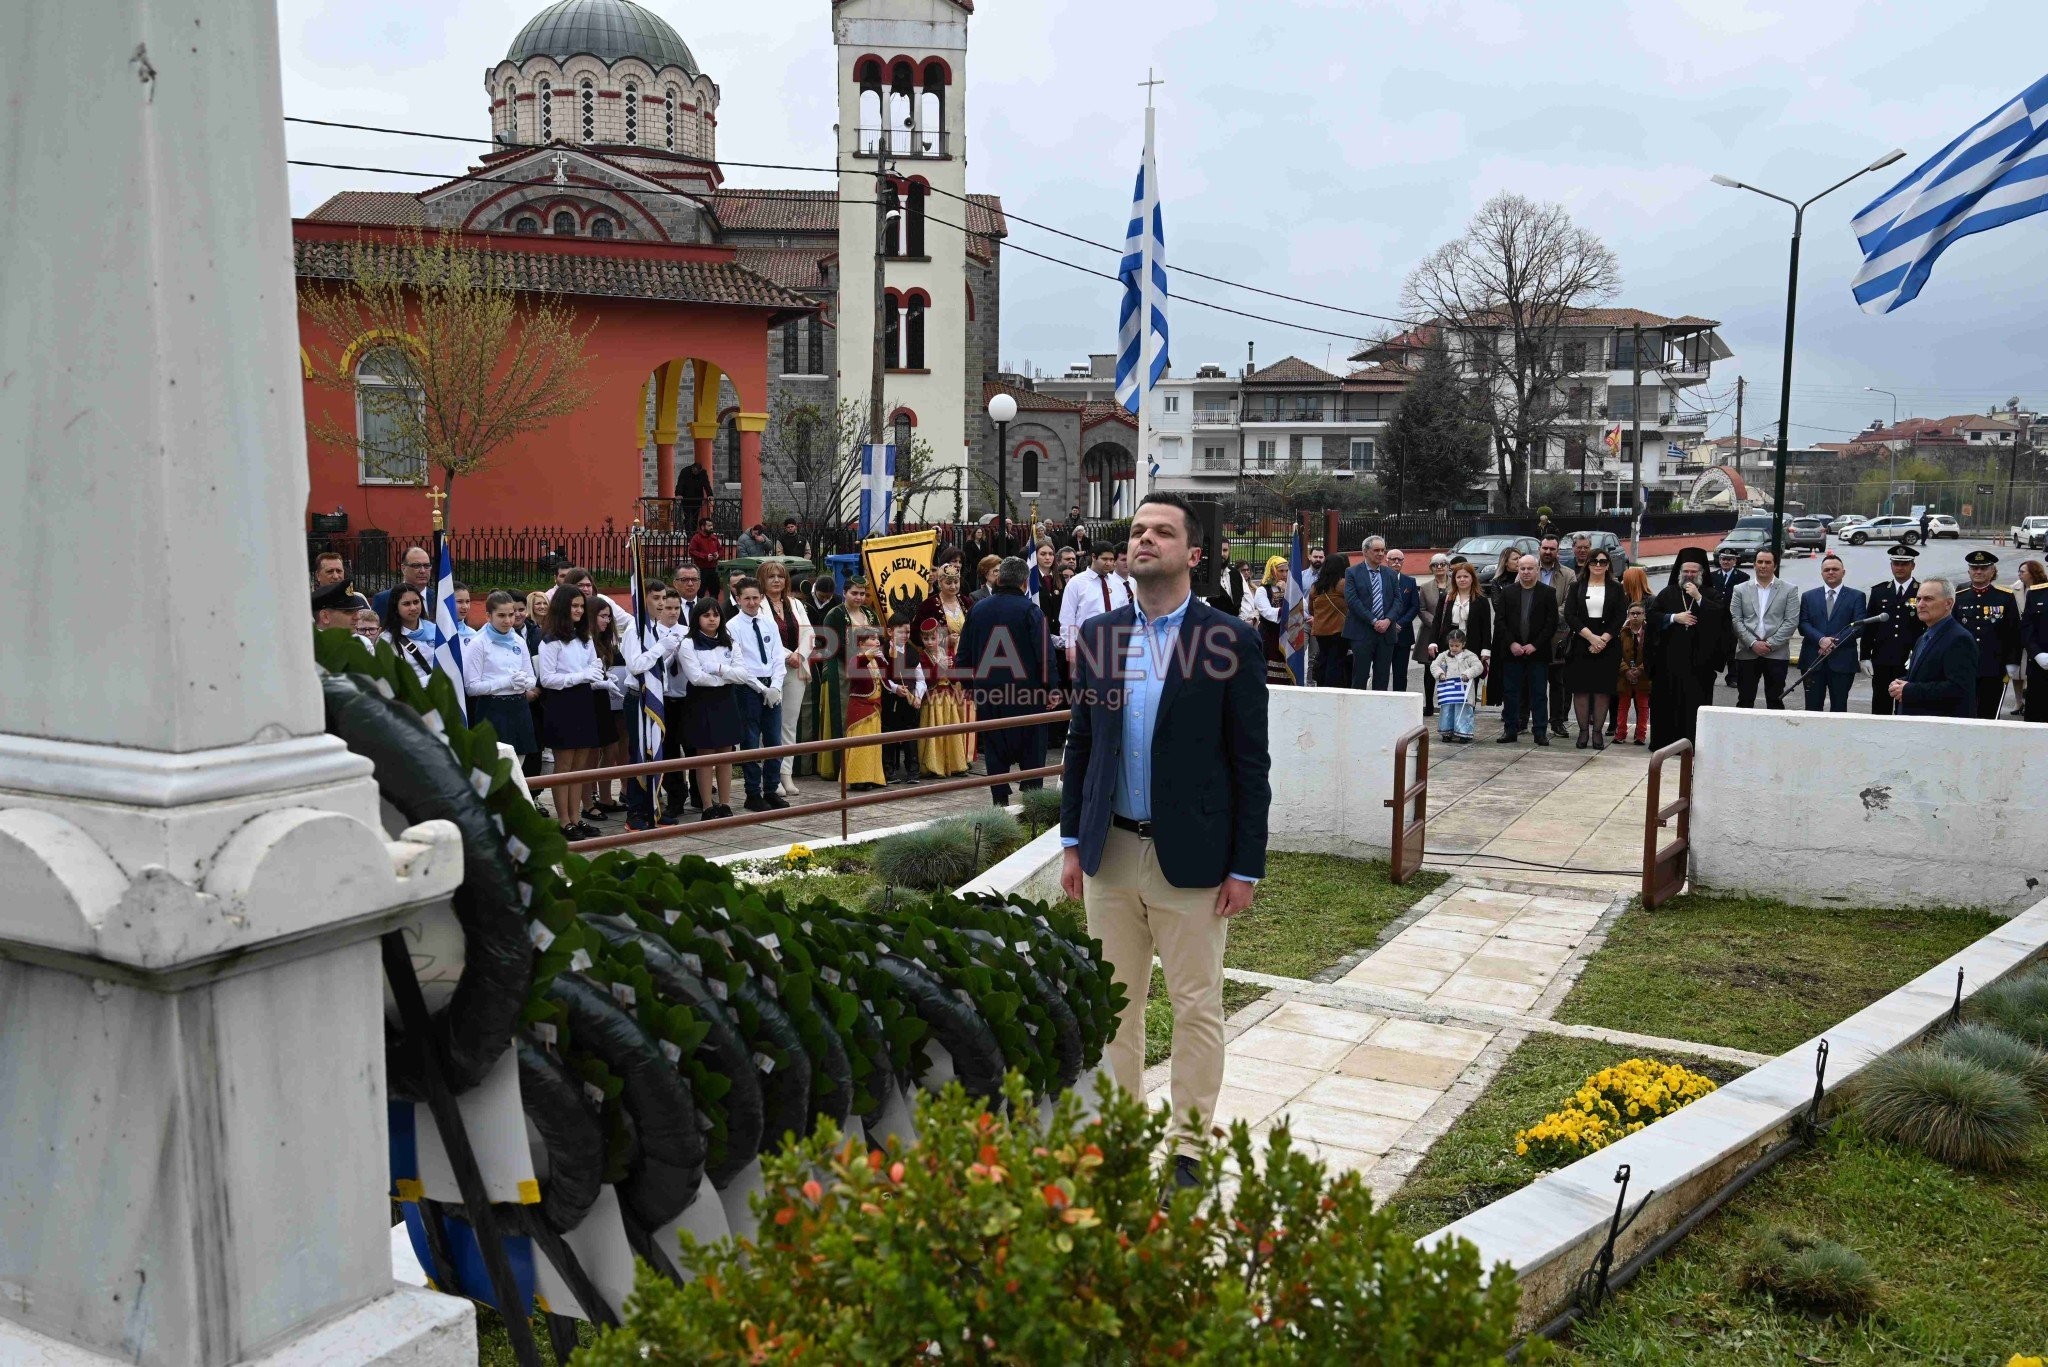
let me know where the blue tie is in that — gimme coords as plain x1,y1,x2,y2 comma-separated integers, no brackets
753,619,770,663
1370,571,1384,618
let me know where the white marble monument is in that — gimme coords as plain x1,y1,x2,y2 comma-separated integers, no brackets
0,1,475,1362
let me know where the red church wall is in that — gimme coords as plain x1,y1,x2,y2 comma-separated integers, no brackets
296,223,781,537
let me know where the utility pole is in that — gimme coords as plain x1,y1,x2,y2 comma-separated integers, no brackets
869,136,899,447
1732,375,1744,476
1629,322,1643,560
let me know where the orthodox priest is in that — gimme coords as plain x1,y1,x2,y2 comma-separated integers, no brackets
1648,547,1733,748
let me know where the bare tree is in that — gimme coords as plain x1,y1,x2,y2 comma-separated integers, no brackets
1399,193,1619,509
762,396,989,543
301,229,595,530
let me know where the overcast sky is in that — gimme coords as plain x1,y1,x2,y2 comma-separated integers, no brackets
280,0,2048,442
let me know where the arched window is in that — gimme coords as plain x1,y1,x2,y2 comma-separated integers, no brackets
904,180,927,257
807,314,825,374
881,182,903,258
664,85,678,151
919,62,946,155
502,81,517,140
856,59,884,154
722,418,741,485
623,81,639,144
589,218,614,239
882,289,901,369
579,78,595,143
1017,442,1043,494
893,412,913,456
538,78,553,142
553,210,576,236
904,292,927,369
513,215,540,234
355,346,424,485
887,61,915,155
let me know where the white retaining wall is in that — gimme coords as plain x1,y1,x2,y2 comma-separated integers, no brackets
1265,685,1424,862
1691,707,2048,916
1425,892,2048,1331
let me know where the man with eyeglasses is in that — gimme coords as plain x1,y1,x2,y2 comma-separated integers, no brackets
371,545,434,618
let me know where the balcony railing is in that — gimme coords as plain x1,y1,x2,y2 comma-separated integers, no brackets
853,128,951,159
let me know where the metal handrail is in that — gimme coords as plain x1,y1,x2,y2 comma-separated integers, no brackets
1642,738,1693,908
530,708,1072,851
1384,724,1430,884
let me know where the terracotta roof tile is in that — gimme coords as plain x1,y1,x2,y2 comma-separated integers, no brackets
1081,400,1137,431
1244,356,1341,384
731,246,833,292
293,235,815,313
306,191,427,227
984,379,1084,412
1341,364,1416,388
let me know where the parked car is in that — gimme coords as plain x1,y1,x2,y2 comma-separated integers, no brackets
1449,534,1541,584
1828,513,1868,536
1563,530,1631,578
1925,513,1961,540
1786,516,1829,555
2011,515,2048,549
1712,525,1774,567
1844,515,1921,546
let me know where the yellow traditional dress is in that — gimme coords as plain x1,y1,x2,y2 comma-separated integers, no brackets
917,641,972,777
938,595,976,762
841,652,887,788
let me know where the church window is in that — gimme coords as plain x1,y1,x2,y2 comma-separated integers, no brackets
807,314,825,374
589,218,614,239
881,182,903,258
919,63,946,155
513,215,540,234
1018,442,1041,494
355,347,424,485
782,324,800,376
893,412,913,457
579,79,595,143
883,291,901,369
904,181,927,256
553,210,577,236
905,294,926,369
623,82,638,144
855,59,884,155
538,79,553,142
887,61,915,155
664,86,677,151
722,418,741,485
502,81,517,141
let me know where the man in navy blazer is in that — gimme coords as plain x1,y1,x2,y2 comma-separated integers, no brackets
1891,577,1979,717
959,556,1053,807
1342,535,1414,690
1061,492,1271,1185
1796,553,1867,712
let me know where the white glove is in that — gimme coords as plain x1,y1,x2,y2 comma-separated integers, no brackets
764,687,783,709
2009,664,2025,682
2035,653,2048,670
1861,659,1874,676
719,660,751,685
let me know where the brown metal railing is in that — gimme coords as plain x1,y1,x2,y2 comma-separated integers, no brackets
1642,738,1693,909
528,710,1072,852
1384,725,1430,884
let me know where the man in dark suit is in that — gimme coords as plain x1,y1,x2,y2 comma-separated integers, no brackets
1892,578,1979,717
959,556,1053,807
1061,492,1271,1188
1492,553,1561,744
1386,548,1423,693
1205,538,1252,619
1709,546,1751,687
1862,544,1923,717
1796,553,1867,712
1342,536,1414,690
1954,548,2022,718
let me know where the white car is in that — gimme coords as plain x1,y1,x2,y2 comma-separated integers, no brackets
1926,514,1961,539
2012,515,2048,549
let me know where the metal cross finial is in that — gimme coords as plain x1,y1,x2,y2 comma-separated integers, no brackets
1140,68,1165,108
550,151,570,185
425,485,448,531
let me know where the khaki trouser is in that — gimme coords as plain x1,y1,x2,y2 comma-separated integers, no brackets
1085,826,1229,1151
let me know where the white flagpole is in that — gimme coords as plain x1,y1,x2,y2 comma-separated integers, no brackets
1134,88,1158,512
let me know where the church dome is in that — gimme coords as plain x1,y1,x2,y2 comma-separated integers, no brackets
506,0,699,75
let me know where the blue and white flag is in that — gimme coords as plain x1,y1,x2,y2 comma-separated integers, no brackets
430,532,467,721
1284,526,1308,686
1115,124,1169,415
1852,73,2048,314
628,529,666,818
858,442,896,539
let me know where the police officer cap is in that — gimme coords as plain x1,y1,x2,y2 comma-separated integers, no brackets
1964,549,1999,568
1885,543,1919,562
312,582,370,615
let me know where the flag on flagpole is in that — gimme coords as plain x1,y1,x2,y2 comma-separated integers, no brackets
1852,73,2048,315
858,442,896,539
430,532,467,721
628,527,666,820
1284,526,1308,686
1117,98,1168,507
1602,423,1623,455
1027,555,1042,596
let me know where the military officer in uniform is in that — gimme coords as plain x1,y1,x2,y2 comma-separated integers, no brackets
1953,548,2021,719
1862,544,1924,717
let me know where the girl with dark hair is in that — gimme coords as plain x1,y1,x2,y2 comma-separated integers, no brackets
841,626,888,790
586,596,627,818
379,584,435,685
678,597,746,819
536,588,608,838
463,590,539,763
1309,554,1350,687
880,616,925,783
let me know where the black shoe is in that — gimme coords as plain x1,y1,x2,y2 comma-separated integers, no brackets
1496,733,1519,744
1533,732,1551,746
742,796,769,812
594,800,625,815
1173,1154,1202,1191
700,807,721,822
571,821,602,838
626,818,654,832
851,782,883,792
657,816,682,828
1576,730,1589,749
712,804,733,819
581,805,606,822
763,794,790,810
1591,732,1607,751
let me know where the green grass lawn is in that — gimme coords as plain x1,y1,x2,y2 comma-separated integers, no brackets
1556,893,2004,1055
1383,1035,1749,1242
1142,852,1445,1066
1558,1119,2048,1365
737,841,883,908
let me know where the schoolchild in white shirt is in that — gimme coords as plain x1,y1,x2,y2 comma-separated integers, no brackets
462,591,540,762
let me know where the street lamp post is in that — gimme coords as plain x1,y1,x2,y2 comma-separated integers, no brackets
1711,148,1905,562
1866,386,1899,513
988,391,1017,550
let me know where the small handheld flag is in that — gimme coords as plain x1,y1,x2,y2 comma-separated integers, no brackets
431,533,467,721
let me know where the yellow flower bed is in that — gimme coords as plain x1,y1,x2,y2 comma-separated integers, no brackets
783,843,815,869
1514,1058,1719,1169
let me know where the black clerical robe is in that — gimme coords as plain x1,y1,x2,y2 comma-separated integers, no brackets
1648,580,1733,749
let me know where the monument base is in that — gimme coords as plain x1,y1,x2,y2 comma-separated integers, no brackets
0,1286,475,1366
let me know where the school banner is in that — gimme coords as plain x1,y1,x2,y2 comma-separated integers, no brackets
861,530,939,628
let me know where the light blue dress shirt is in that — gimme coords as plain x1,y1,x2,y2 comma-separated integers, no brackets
1063,592,1254,884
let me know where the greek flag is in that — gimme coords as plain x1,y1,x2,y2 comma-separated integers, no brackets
1114,130,1168,414
1851,73,2048,315
858,442,895,539
628,530,666,818
1284,526,1308,686
430,532,467,721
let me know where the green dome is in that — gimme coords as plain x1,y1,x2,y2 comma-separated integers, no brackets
506,0,699,75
